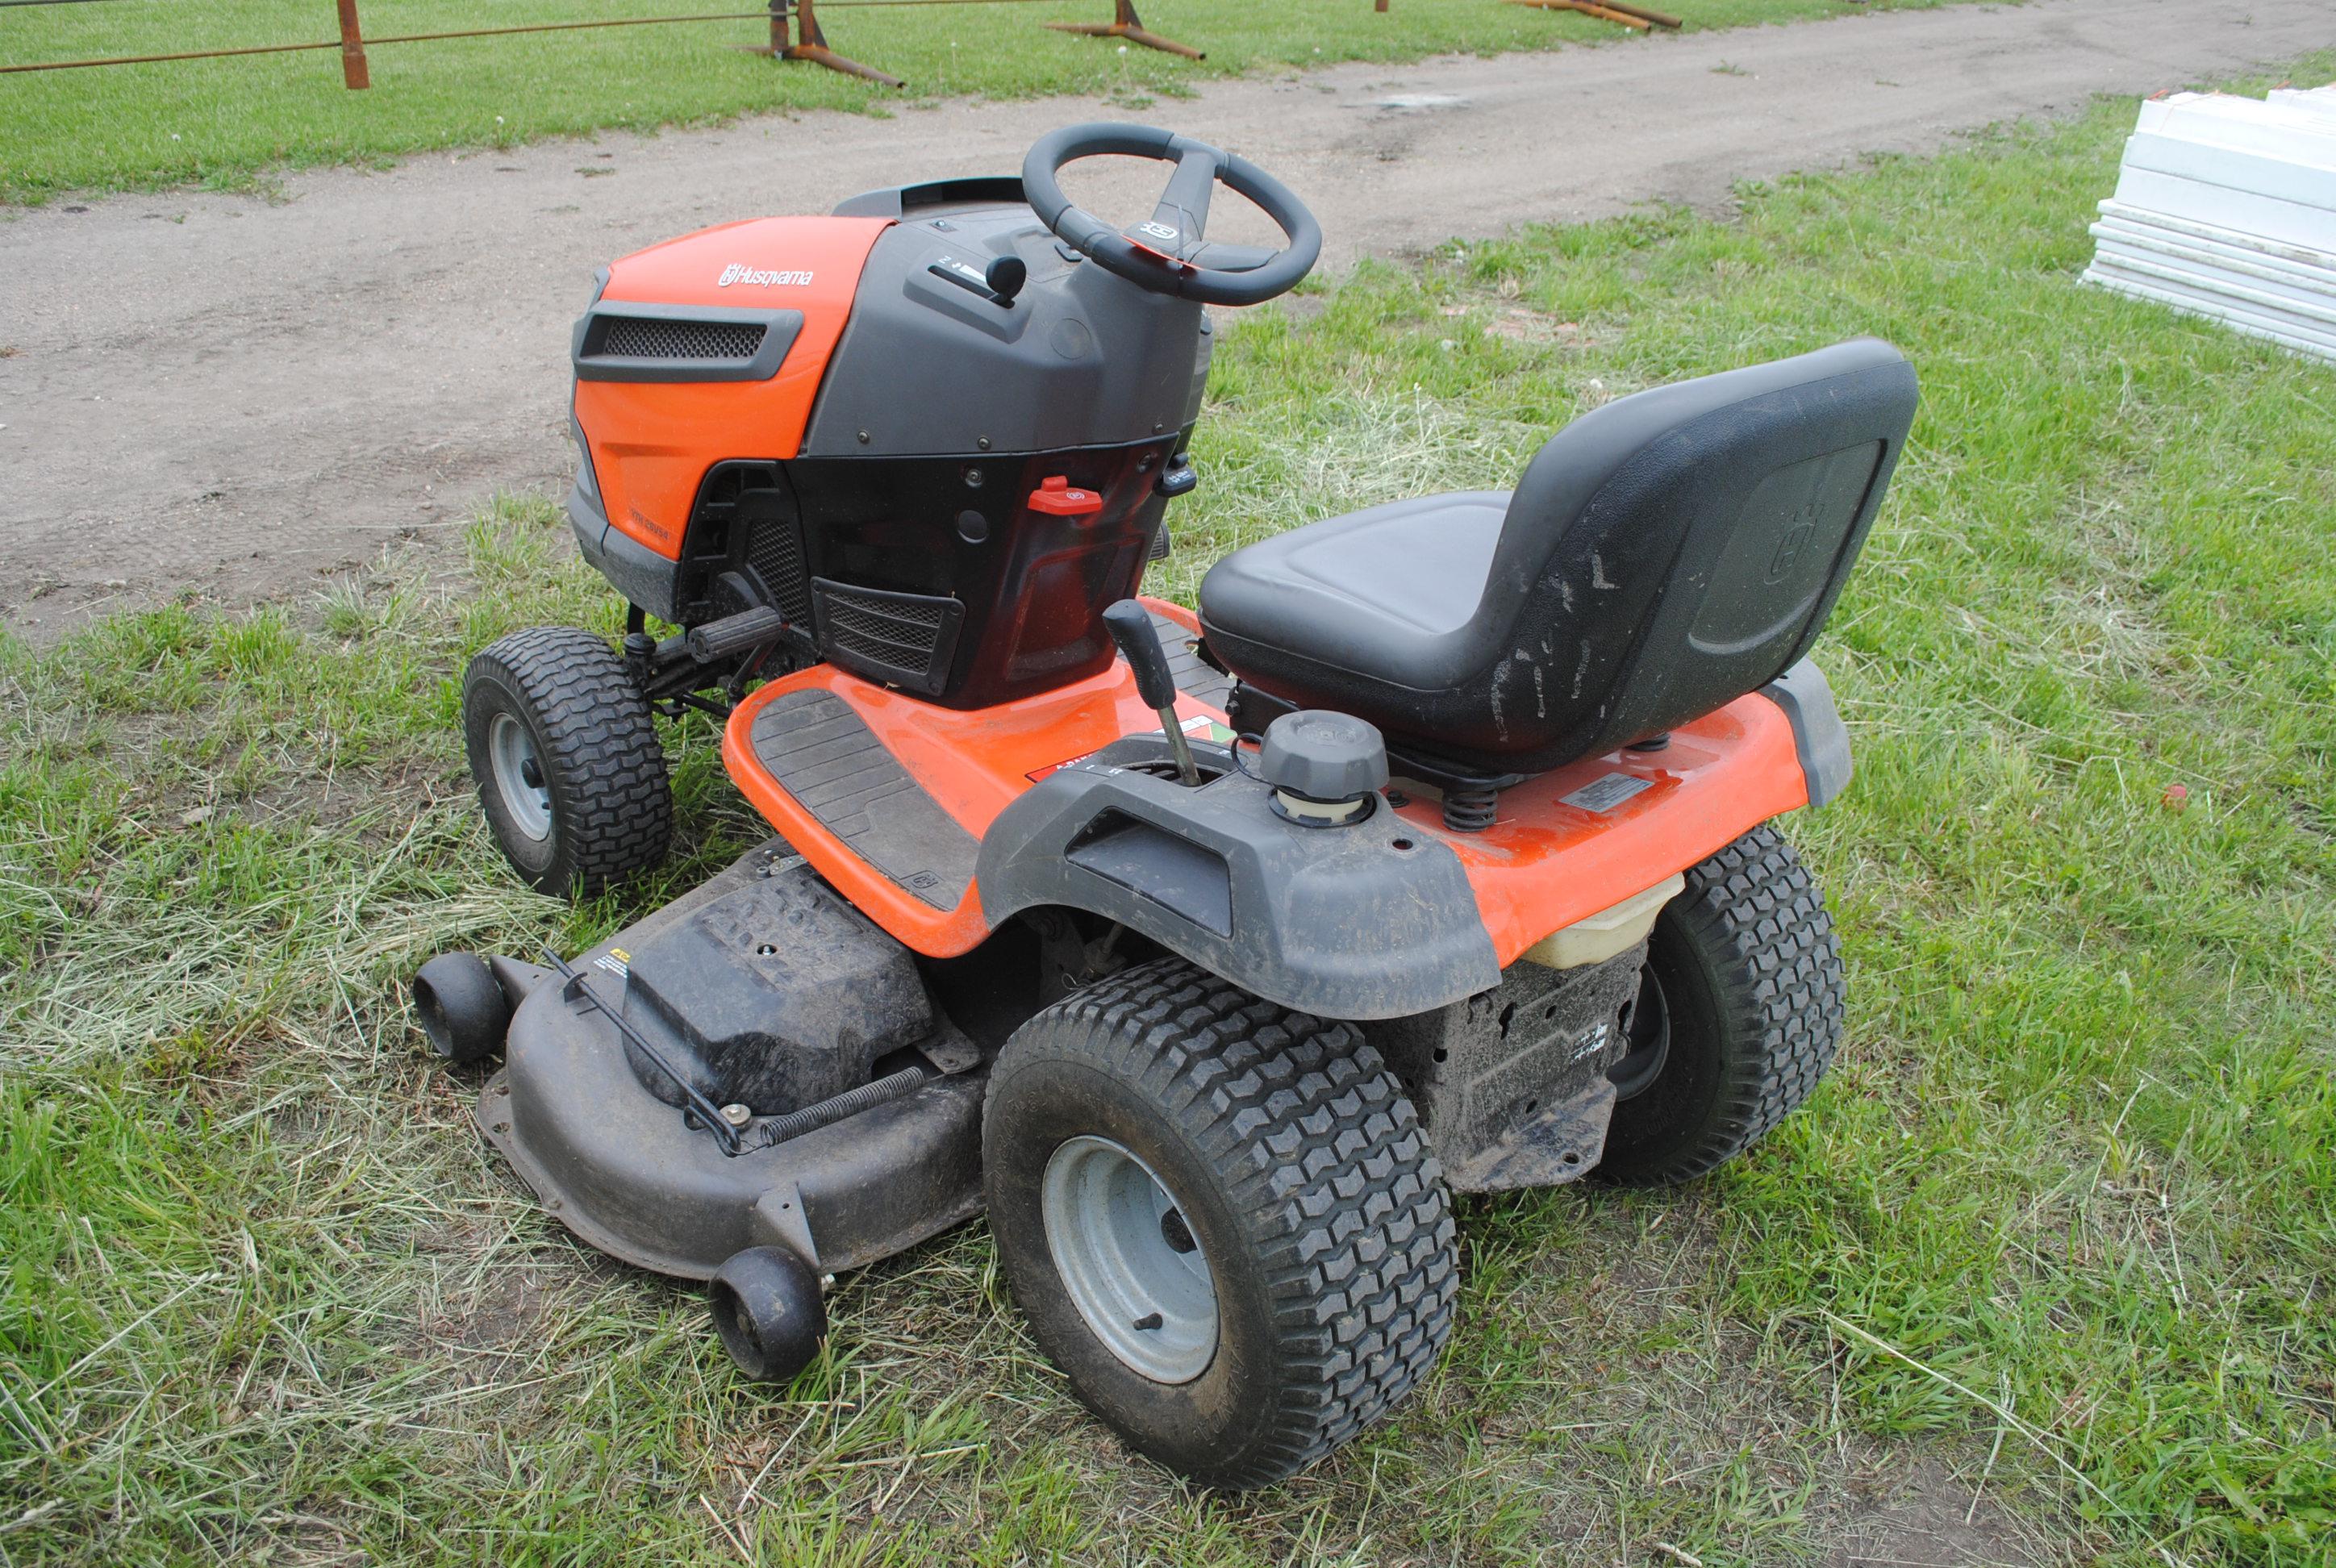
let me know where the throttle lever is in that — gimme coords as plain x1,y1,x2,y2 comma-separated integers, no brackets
1100,599,1200,786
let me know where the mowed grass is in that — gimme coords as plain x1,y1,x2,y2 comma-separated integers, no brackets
6,65,2336,1566
0,0,1988,202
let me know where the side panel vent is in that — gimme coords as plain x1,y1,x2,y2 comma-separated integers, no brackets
811,579,966,697
747,516,813,626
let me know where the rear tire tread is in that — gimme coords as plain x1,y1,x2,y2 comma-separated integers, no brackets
1607,824,1843,1184
996,958,1458,1487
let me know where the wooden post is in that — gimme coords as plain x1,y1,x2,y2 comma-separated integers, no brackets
336,0,369,89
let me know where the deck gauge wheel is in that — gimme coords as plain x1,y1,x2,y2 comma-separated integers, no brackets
709,1246,828,1385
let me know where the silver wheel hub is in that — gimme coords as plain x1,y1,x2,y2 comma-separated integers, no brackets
487,711,553,842
1040,1136,1217,1383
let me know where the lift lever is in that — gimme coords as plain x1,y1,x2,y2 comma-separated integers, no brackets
1100,599,1200,786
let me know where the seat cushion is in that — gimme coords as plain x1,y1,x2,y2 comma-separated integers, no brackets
1196,492,1509,694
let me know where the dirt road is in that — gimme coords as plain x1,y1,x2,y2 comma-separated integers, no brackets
2,0,2326,638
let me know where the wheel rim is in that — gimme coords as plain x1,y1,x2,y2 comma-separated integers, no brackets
1609,965,1672,1102
1040,1136,1217,1384
487,711,554,842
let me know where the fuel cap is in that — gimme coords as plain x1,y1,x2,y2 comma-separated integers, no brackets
1258,711,1387,827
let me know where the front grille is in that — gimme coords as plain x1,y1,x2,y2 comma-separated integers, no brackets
594,316,766,362
811,579,963,696
826,594,942,661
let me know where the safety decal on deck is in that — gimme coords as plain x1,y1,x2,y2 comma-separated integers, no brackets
1560,774,1654,814
593,948,631,980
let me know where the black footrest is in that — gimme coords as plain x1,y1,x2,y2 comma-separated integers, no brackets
687,605,788,662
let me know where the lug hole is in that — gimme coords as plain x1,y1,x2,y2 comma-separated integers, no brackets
1159,1208,1197,1255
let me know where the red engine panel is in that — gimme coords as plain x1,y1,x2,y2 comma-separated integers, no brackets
575,216,891,559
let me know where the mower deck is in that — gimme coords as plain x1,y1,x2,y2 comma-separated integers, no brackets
477,844,988,1282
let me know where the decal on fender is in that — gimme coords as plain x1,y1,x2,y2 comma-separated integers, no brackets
1560,774,1654,814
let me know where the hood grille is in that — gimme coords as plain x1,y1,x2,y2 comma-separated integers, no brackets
592,315,767,362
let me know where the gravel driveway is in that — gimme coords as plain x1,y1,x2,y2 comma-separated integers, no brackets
1,0,2326,639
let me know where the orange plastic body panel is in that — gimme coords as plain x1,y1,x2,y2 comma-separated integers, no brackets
725,595,1812,972
1416,697,1810,967
722,598,1224,957
575,215,892,558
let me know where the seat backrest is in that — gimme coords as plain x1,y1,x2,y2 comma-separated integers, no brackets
1467,337,1917,770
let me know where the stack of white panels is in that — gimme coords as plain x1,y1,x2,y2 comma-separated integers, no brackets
2081,85,2336,363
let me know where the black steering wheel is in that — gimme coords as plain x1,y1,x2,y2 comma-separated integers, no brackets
1020,123,1321,308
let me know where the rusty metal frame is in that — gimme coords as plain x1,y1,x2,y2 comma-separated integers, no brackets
0,10,770,76
1505,0,1681,28
734,0,905,87
1045,0,1203,61
0,0,1205,88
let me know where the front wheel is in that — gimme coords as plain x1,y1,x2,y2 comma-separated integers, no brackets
982,958,1457,1489
461,627,671,898
1596,824,1846,1186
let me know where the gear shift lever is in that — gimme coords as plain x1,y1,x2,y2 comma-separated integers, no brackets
1101,599,1201,786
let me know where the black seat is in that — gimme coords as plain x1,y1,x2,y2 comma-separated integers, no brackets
1197,339,1918,776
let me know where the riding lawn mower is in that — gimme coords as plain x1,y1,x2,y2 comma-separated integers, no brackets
411,123,1917,1488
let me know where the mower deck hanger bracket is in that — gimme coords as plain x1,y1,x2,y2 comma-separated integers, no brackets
422,119,1913,1488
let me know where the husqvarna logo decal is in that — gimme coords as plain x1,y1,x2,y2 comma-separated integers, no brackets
717,264,815,287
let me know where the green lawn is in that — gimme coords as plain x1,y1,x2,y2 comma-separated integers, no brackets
6,64,2335,1568
0,0,1984,202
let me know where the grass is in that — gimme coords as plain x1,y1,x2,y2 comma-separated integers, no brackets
0,0,1992,202
6,61,2336,1568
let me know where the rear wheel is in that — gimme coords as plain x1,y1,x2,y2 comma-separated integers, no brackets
982,957,1456,1489
462,627,671,898
1596,825,1845,1185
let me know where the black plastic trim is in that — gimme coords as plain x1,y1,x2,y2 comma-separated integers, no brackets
978,734,1500,1020
809,578,967,697
1064,812,1234,936
574,511,683,623
830,177,1028,219
1759,657,1854,807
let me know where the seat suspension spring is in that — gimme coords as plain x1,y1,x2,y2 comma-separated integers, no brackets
1442,781,1500,832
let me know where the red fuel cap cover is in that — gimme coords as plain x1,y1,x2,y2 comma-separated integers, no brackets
1028,475,1104,516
